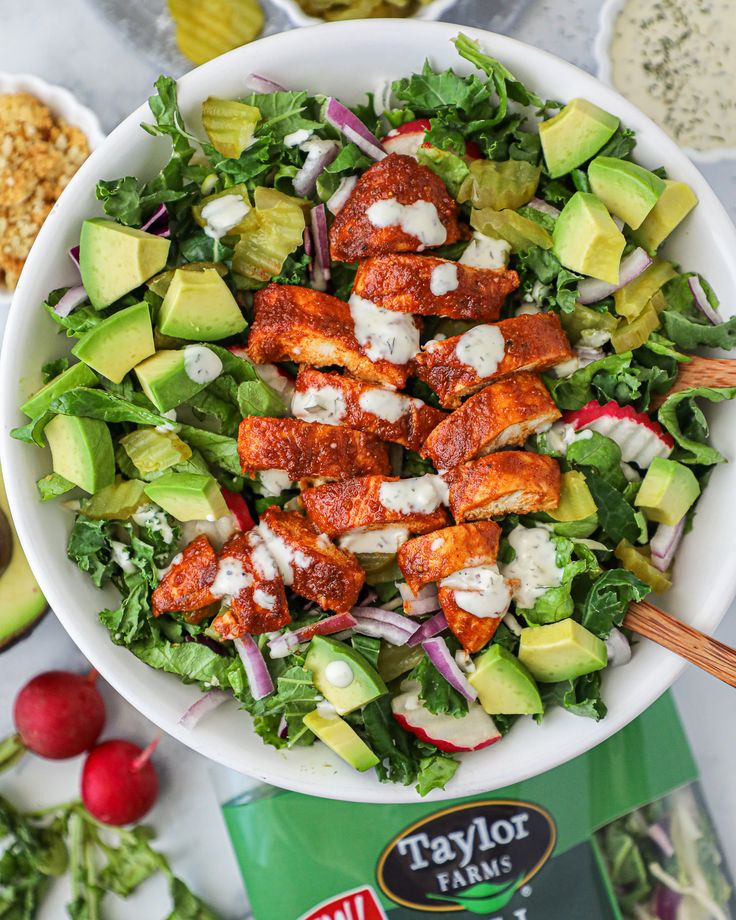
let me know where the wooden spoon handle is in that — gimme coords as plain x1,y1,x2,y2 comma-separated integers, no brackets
624,600,736,687
650,356,736,410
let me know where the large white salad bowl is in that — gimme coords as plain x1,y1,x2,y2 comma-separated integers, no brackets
3,20,736,803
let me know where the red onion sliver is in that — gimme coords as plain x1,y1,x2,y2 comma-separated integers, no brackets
528,196,561,219
404,595,442,617
398,582,438,602
577,247,652,305
246,73,286,94
303,226,313,261
54,284,88,318
422,637,477,701
324,97,386,161
654,884,681,920
352,607,417,647
178,689,229,729
605,627,632,668
650,519,685,572
326,175,358,215
68,245,81,269
358,589,377,606
647,822,675,859
234,636,274,700
293,140,340,198
310,203,331,284
406,612,448,647
268,612,359,657
277,715,289,740
688,275,722,325
141,203,169,235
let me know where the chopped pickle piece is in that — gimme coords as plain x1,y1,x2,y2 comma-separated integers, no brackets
614,539,671,594
611,299,660,353
81,479,148,521
458,159,541,211
559,301,619,344
232,199,305,283
202,98,260,158
120,428,192,474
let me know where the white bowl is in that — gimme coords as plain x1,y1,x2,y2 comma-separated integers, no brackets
0,73,105,309
270,0,456,27
3,21,736,803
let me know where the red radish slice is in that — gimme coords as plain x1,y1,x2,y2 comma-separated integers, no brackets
82,738,159,825
268,612,359,657
221,489,255,531
324,97,386,161
383,119,483,160
234,636,274,700
178,689,229,729
577,247,652,304
688,275,722,325
563,400,673,468
392,681,500,753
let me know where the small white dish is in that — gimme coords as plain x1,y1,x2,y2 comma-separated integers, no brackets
270,0,456,27
0,73,105,309
595,0,736,164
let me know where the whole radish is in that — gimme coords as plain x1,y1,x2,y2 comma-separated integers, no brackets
82,738,159,825
13,670,106,760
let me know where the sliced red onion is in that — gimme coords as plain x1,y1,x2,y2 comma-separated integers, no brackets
68,244,81,269
178,689,229,729
324,97,386,161
399,582,441,616
422,637,478,701
406,612,448,647
650,519,685,572
502,612,523,636
303,225,313,262
326,175,358,215
352,606,417,646
246,73,286,94
398,583,438,602
293,140,340,198
611,215,625,231
54,284,88,318
577,247,652,305
689,275,722,325
141,203,170,237
268,612,359,657
605,627,632,668
648,822,675,859
277,715,289,740
654,884,682,920
268,632,302,659
310,204,331,285
576,345,606,363
234,636,274,700
358,589,377,606
528,196,560,219
381,595,405,611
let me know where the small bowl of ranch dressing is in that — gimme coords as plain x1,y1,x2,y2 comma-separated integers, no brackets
595,0,736,162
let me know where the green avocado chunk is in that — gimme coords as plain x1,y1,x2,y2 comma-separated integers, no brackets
518,619,607,683
547,471,597,523
588,156,666,229
553,192,625,284
305,636,387,715
21,362,97,419
634,180,698,252
79,218,170,310
303,709,379,772
143,472,228,522
158,268,246,341
134,347,217,413
635,457,700,526
72,302,155,384
539,98,620,179
0,467,48,651
45,414,115,494
469,645,543,715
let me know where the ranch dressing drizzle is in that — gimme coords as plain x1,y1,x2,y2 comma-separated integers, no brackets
338,525,410,554
501,525,563,609
429,262,459,296
257,522,310,587
357,388,420,423
349,293,420,365
610,0,736,150
455,325,506,377
366,198,447,248
212,557,253,599
132,507,175,545
201,194,250,240
253,588,276,610
378,474,449,515
258,469,293,496
291,385,347,425
183,346,223,385
325,660,354,688
440,564,512,619
460,232,511,269
247,529,278,581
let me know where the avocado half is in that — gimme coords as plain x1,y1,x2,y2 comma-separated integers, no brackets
0,467,48,652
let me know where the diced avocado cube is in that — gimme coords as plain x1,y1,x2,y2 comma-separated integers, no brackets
79,218,170,309
303,709,379,772
305,636,387,715
613,259,677,321
539,98,620,179
634,180,698,252
21,362,97,419
158,268,246,341
547,471,597,523
143,472,228,522
635,457,700,526
469,645,543,715
588,156,666,229
45,415,115,495
134,347,217,413
553,192,626,284
72,302,155,384
518,619,607,683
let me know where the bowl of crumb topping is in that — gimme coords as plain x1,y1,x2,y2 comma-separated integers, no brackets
0,74,105,306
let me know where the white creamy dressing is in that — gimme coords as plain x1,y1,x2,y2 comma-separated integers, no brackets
155,409,178,433
253,588,276,610
454,324,506,378
548,357,580,379
501,525,564,609
460,232,511,269
247,529,278,581
254,363,295,402
546,423,593,456
201,194,250,240
338,525,410,554
132,507,175,545
258,521,310,587
110,540,136,574
258,469,293,496
429,262,459,296
324,660,354,688
378,474,448,515
180,515,237,550
440,564,512,619
284,128,312,147
366,198,447,248
291,385,347,425
183,346,223,385
212,556,253,599
610,0,736,151
349,293,420,365
579,328,611,349
316,699,339,718
357,388,420,423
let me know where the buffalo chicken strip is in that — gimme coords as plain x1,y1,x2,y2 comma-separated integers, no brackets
301,474,451,538
352,253,519,322
258,507,364,613
329,153,462,262
436,588,504,653
152,534,219,617
413,313,574,408
398,521,501,594
238,416,390,482
422,372,561,469
291,365,446,451
248,283,415,388
445,451,561,522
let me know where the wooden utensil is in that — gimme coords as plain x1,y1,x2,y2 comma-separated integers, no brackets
624,600,736,687
651,356,736,410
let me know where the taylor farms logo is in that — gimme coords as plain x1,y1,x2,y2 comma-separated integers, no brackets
377,800,556,914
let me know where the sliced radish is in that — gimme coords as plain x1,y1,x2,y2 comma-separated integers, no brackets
563,400,673,468
383,119,482,160
221,489,255,532
391,681,501,753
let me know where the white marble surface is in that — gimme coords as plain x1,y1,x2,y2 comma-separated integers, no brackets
2,2,736,917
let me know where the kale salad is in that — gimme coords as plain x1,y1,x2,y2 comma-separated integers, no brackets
13,33,736,795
